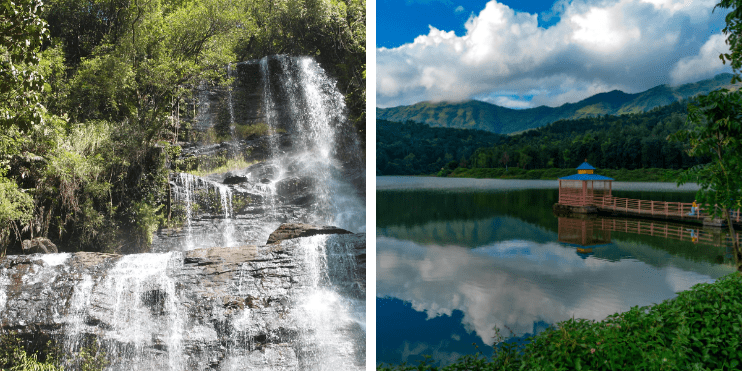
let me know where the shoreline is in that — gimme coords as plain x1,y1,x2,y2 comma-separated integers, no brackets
377,176,700,192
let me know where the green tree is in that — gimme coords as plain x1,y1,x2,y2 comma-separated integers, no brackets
1,0,48,131
0,0,49,252
500,151,510,170
717,0,742,82
669,89,742,270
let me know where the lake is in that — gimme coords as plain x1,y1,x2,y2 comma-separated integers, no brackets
376,176,736,367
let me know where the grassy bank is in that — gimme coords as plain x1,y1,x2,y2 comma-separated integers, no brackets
378,272,742,371
445,168,685,182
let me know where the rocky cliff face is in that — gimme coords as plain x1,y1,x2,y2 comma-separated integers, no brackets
0,230,365,370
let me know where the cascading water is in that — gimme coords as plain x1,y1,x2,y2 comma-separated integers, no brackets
170,173,236,250
227,62,235,141
259,56,365,232
260,57,283,220
0,55,365,370
289,235,365,369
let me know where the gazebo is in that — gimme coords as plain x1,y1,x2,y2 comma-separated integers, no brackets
557,161,614,212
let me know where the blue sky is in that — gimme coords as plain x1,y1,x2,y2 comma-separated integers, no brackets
376,0,733,108
378,0,560,48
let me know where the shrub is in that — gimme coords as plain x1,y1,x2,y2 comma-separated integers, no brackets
234,123,270,139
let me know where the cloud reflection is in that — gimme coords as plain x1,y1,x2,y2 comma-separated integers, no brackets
377,236,730,347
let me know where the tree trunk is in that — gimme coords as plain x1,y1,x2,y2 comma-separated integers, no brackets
726,211,741,271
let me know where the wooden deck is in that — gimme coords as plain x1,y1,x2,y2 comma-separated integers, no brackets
558,194,742,225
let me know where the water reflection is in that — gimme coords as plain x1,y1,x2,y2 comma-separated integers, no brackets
558,217,613,259
376,189,736,367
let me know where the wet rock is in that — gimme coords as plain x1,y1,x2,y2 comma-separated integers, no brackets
223,174,248,184
266,223,353,244
244,162,280,183
343,166,366,198
275,177,314,199
21,237,58,254
0,234,366,370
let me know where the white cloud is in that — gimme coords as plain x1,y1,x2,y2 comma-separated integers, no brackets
489,96,533,109
569,6,641,51
454,5,465,13
670,33,731,85
376,0,731,108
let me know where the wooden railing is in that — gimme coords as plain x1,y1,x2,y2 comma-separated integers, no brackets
598,218,742,247
600,218,713,245
560,194,742,223
596,196,705,220
558,193,597,207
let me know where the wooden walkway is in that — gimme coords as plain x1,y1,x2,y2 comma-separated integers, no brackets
559,194,742,225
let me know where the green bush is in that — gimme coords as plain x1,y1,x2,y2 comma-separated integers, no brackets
234,123,270,139
0,332,109,371
0,333,61,371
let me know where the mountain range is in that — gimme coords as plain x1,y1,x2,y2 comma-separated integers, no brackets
376,73,741,134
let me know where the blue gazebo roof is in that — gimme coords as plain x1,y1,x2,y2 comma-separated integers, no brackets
576,162,596,170
559,174,614,181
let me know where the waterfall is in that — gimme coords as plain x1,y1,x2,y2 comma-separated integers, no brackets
0,55,364,370
227,63,236,143
258,56,365,233
260,56,283,221
290,235,365,370
98,253,186,371
170,173,235,250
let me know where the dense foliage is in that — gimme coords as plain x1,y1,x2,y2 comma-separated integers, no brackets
376,120,505,175
718,0,742,82
376,101,709,177
377,272,742,371
0,332,107,371
0,0,365,254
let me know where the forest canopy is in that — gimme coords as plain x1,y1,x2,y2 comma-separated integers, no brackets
0,0,365,254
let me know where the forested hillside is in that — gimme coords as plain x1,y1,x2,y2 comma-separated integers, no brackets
0,0,365,254
376,73,739,134
376,120,505,175
377,100,709,176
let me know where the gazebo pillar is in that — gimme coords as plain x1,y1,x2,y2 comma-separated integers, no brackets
581,180,587,206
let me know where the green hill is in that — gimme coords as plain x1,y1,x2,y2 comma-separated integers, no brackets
377,100,711,176
376,73,740,134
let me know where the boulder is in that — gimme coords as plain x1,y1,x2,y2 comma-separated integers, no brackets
21,237,59,254
266,223,353,244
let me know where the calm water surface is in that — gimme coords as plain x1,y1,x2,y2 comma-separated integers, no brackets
376,177,735,366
